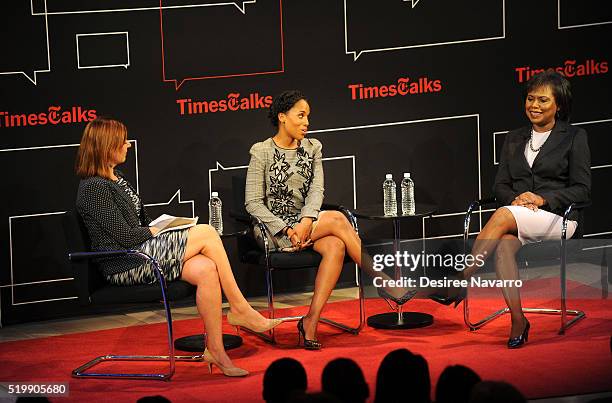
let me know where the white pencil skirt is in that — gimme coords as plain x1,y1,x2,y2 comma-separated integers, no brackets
503,206,578,245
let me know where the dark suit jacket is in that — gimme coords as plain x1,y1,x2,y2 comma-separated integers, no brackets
494,120,591,223
76,171,153,277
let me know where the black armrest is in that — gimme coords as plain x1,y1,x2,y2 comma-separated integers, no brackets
562,202,591,240
563,202,590,221
463,197,497,238
321,203,358,231
468,197,497,212
69,250,136,261
229,210,251,224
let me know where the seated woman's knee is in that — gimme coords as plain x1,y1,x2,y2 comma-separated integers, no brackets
193,256,219,280
490,207,515,228
326,211,351,229
319,237,346,259
193,224,220,239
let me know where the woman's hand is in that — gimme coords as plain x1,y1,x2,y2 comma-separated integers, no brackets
293,218,313,244
512,192,546,211
286,228,311,250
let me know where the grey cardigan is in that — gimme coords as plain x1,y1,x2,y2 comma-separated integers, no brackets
76,171,153,276
245,137,324,245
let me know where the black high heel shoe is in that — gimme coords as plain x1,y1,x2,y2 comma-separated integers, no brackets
428,287,467,308
377,288,418,306
507,319,530,349
297,317,321,350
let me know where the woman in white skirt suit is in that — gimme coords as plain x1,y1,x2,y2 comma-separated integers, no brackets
461,70,591,348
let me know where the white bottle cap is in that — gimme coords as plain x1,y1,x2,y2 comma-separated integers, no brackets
211,191,218,197
385,174,393,179
404,172,411,178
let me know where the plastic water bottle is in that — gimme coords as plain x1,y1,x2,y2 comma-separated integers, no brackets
401,172,415,215
383,174,397,216
209,191,223,234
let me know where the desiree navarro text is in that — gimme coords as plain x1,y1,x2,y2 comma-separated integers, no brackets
373,276,523,289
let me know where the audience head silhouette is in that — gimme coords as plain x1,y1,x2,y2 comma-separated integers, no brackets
321,358,369,403
293,392,342,403
136,396,171,403
469,381,527,403
375,348,431,403
436,364,481,403
263,357,308,403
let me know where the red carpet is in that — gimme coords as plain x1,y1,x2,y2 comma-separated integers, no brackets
1,279,610,402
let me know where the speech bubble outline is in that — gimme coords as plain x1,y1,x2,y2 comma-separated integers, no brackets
76,31,130,70
159,0,285,90
0,0,50,85
493,118,612,168
344,0,506,61
30,0,257,16
144,189,196,218
0,139,197,313
557,0,612,29
309,114,482,238
0,141,136,312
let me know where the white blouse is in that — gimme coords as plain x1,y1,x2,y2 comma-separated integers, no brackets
524,128,552,168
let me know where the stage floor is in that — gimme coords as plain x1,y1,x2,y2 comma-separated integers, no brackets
1,263,610,402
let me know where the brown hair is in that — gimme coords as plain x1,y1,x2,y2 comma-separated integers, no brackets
75,117,127,178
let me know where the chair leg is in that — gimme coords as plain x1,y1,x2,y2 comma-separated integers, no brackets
461,231,585,334
319,264,365,334
246,264,366,344
72,255,203,381
462,250,586,335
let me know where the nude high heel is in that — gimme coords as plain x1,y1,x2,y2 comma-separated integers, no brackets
227,312,283,333
203,349,249,377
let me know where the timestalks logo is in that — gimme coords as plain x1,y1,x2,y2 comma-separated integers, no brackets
176,92,273,115
0,106,97,128
515,59,608,83
348,76,443,101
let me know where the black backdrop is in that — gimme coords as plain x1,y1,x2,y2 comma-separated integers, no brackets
1,0,610,325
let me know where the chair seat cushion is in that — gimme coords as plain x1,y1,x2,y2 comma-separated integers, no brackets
91,280,195,305
242,248,353,270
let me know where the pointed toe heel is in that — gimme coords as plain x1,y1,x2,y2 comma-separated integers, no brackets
203,349,249,377
227,312,283,333
507,319,530,349
297,317,321,350
377,288,417,306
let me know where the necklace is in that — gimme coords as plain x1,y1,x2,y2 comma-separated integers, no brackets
529,131,544,152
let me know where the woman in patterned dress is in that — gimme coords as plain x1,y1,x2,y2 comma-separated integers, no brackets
75,117,281,376
245,91,414,349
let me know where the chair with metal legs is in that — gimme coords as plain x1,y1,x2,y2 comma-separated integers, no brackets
230,176,366,344
462,198,591,335
62,210,202,381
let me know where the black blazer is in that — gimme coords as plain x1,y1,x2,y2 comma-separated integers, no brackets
76,171,153,277
494,120,591,223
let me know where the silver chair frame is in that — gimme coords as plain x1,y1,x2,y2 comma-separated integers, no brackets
462,200,586,335
246,207,366,343
69,250,202,381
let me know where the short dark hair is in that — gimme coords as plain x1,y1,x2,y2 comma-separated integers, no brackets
263,357,307,402
268,90,308,127
523,70,572,121
322,358,369,403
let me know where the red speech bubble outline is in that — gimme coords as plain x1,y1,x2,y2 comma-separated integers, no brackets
159,0,285,90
